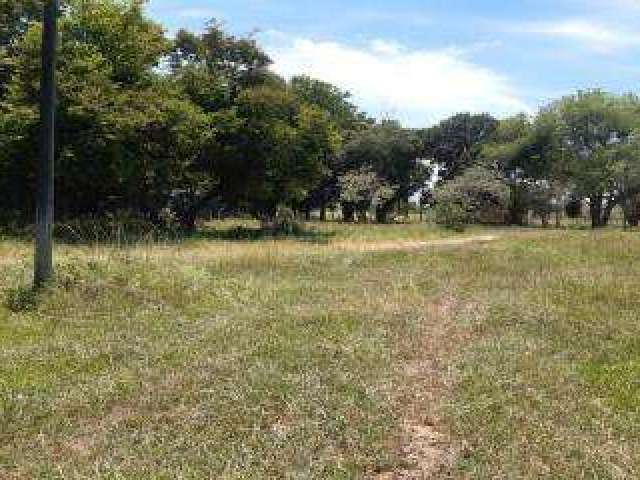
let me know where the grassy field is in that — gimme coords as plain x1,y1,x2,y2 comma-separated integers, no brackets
1,222,639,478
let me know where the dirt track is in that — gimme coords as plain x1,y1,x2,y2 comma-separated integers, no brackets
335,235,499,252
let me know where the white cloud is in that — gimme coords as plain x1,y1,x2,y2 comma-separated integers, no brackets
265,35,529,128
514,19,640,53
369,39,404,56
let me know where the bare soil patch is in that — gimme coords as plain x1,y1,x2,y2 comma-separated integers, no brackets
336,235,498,253
374,296,479,479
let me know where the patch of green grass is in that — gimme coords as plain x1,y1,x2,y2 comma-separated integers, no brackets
5,285,39,313
2,226,640,478
450,230,640,478
582,358,640,413
1,227,444,478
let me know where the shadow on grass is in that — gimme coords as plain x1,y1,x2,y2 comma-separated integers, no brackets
1,223,337,246
190,225,336,244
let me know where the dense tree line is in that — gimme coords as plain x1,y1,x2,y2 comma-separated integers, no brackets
427,92,640,229
2,1,640,232
0,0,427,231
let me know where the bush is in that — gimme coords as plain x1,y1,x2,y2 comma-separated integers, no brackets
6,286,38,313
258,206,304,236
268,207,302,235
433,166,509,228
434,201,469,231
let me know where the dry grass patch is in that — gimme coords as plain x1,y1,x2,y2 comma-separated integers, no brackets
334,235,498,253
372,294,485,480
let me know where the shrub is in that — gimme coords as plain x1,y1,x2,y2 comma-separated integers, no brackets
434,201,469,231
433,166,509,228
260,206,303,236
6,286,38,313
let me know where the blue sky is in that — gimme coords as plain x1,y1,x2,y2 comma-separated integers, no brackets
146,0,640,127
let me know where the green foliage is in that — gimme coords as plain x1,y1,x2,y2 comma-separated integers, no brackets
0,0,42,46
548,90,640,226
525,181,563,226
340,122,429,222
0,1,218,229
5,285,39,312
0,0,42,97
210,85,341,217
290,75,368,132
477,91,640,228
338,167,397,222
3,1,640,234
433,201,468,231
434,166,509,227
170,20,273,108
423,113,498,181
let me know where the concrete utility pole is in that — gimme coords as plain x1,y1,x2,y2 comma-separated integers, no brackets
34,0,59,288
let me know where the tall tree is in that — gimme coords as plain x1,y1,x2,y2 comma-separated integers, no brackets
290,75,368,132
210,84,341,219
1,0,208,227
290,76,369,219
340,121,429,223
423,113,498,182
548,91,640,227
170,21,273,111
481,112,564,225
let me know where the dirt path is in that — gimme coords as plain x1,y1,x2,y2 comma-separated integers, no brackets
335,234,498,253
373,294,482,479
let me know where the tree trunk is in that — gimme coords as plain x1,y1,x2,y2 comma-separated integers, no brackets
623,204,630,229
320,205,327,222
507,185,526,226
376,201,394,224
602,200,616,227
590,195,603,228
625,195,640,227
555,210,561,229
342,204,355,223
357,208,368,223
179,211,198,233
541,214,550,228
628,198,640,227
508,208,526,226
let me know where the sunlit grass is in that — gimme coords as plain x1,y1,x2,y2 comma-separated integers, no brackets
1,223,639,478
451,230,640,478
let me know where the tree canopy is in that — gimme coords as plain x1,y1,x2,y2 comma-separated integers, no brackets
2,1,640,231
